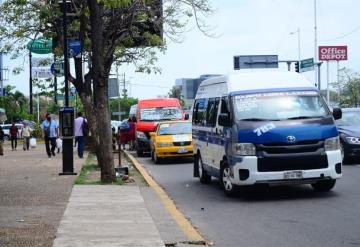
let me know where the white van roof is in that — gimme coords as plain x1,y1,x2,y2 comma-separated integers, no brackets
199,70,316,96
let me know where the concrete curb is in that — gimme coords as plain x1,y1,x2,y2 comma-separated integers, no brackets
123,150,205,243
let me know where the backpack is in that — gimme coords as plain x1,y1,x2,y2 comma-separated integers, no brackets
82,118,89,136
119,121,130,131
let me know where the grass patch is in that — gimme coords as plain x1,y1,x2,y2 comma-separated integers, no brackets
75,154,124,185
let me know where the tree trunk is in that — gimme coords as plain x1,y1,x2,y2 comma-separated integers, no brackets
95,75,116,182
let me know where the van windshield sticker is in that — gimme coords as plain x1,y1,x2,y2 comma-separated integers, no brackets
237,97,259,112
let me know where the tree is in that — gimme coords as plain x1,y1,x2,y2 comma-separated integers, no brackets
0,85,30,122
0,0,213,182
168,86,184,106
110,97,138,120
331,68,360,107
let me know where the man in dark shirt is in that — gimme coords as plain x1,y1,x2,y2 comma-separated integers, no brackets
10,122,18,151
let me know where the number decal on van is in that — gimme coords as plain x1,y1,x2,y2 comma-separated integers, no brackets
253,123,276,136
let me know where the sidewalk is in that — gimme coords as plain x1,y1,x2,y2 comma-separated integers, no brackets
53,186,165,247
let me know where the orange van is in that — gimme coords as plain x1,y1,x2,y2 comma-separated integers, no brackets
135,98,186,156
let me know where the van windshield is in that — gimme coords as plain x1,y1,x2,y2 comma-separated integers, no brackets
233,91,330,121
140,107,182,121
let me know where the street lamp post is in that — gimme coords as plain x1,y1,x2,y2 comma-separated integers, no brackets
60,0,75,176
290,28,301,64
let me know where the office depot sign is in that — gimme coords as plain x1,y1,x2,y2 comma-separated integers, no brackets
319,46,347,61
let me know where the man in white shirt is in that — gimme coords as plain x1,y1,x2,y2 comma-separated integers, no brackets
74,112,87,158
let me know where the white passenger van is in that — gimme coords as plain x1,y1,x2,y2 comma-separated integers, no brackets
192,70,343,196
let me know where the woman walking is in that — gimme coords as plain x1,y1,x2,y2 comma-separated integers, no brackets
21,123,32,151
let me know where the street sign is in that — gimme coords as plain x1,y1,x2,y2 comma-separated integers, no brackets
112,111,126,115
319,46,347,61
56,95,75,101
27,39,52,54
32,67,53,78
300,58,314,72
234,55,278,70
51,62,64,77
68,40,81,58
108,78,119,98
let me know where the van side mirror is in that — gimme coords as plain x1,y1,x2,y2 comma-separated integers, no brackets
149,132,156,137
132,116,137,122
218,113,230,127
332,107,342,120
184,114,189,120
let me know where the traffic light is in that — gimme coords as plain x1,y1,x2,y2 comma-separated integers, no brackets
295,61,300,73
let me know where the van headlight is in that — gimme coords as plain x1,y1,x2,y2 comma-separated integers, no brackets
345,136,360,145
233,143,256,156
136,131,147,139
324,136,340,151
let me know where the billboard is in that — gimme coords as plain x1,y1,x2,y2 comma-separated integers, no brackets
318,46,347,61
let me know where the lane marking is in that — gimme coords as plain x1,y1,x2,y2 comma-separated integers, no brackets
124,150,204,242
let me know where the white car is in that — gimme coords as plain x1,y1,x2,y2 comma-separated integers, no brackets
1,123,23,141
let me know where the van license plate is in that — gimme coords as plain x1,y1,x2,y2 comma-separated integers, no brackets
284,171,303,179
177,148,188,154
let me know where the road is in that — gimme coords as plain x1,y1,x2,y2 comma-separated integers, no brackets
134,153,360,247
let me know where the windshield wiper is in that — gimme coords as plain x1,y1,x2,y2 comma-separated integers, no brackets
239,118,279,121
285,115,325,120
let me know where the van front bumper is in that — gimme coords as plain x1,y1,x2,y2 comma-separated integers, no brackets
156,145,193,158
229,150,342,186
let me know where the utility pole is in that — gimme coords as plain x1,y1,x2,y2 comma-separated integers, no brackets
314,0,318,87
29,52,33,114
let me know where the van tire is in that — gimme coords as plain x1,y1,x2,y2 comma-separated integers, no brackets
153,151,161,164
198,155,211,184
311,179,336,192
220,161,237,196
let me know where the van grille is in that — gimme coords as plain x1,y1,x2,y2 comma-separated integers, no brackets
256,141,328,172
173,141,191,146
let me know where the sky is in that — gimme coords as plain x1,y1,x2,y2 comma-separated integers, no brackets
2,0,360,99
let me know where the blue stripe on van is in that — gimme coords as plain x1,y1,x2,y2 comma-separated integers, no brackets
238,123,338,144
229,87,318,96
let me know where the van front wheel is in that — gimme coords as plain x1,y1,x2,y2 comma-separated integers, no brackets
311,179,336,192
220,162,237,196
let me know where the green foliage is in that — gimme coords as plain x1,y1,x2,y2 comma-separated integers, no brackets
31,123,43,138
331,68,360,107
110,97,138,120
0,85,31,122
168,86,184,106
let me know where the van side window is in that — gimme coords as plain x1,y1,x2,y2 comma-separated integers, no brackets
206,98,220,127
220,97,229,114
193,99,207,126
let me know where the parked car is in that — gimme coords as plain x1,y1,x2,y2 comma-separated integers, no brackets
335,108,360,163
0,123,23,141
150,121,193,164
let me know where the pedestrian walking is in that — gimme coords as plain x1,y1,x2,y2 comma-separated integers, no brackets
21,122,32,151
10,122,18,151
74,112,87,158
41,113,59,158
0,126,4,155
128,117,136,150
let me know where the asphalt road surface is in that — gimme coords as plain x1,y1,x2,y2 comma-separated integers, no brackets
134,153,360,247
